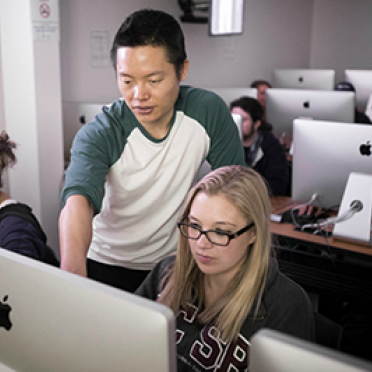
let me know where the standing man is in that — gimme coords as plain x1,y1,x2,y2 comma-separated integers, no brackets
59,9,245,292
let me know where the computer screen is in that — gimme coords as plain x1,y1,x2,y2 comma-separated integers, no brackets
292,119,372,209
366,93,372,121
204,87,257,106
273,69,335,91
250,328,372,372
344,69,372,111
266,89,355,139
0,249,176,372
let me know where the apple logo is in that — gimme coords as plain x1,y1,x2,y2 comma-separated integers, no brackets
303,101,310,109
359,141,371,156
299,77,304,83
0,295,13,331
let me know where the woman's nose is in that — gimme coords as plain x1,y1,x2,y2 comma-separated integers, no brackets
197,232,213,248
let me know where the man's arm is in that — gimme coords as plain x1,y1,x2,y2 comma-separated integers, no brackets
59,194,94,277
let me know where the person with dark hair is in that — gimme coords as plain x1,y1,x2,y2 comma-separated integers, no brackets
230,96,289,196
250,79,272,121
335,81,371,124
136,165,314,371
60,9,245,292
0,131,59,265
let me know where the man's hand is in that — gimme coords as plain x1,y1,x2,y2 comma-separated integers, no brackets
298,205,324,218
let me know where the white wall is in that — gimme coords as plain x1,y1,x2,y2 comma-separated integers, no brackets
184,0,314,89
60,0,181,104
0,42,9,193
59,0,314,103
310,0,372,83
0,0,64,257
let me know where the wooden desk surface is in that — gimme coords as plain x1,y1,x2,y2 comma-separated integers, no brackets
270,196,372,257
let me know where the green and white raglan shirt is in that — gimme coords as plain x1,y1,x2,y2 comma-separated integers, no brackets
62,86,245,270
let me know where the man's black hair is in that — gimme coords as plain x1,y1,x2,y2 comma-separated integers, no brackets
230,96,273,131
110,9,187,79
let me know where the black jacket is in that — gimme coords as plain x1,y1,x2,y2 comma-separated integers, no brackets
0,202,59,266
245,131,289,196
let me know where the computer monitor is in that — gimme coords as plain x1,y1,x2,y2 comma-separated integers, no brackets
366,93,372,121
292,119,372,209
266,89,355,139
344,70,372,111
250,328,372,372
0,249,176,372
273,69,336,91
231,113,243,140
62,102,108,162
204,87,257,106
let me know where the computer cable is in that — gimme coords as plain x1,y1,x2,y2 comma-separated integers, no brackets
300,200,363,232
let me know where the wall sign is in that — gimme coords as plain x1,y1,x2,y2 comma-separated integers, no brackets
31,0,59,41
91,31,110,68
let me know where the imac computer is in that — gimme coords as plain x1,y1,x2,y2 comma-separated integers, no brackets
344,69,372,111
0,249,176,372
266,89,355,139
232,113,243,140
204,87,257,106
365,93,372,121
333,172,372,245
291,119,372,209
250,328,372,372
273,69,336,91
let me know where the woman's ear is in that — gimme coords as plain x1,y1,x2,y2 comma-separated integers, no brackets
248,233,256,246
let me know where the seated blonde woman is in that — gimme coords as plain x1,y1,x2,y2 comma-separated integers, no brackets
136,165,314,371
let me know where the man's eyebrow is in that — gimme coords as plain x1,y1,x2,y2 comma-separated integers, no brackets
117,71,165,78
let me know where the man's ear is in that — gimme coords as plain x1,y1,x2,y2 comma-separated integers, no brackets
254,120,262,132
180,59,190,82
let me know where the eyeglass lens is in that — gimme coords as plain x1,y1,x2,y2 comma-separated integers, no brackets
180,223,230,245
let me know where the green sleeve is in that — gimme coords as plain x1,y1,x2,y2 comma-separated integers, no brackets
179,87,246,169
61,102,128,214
205,92,246,169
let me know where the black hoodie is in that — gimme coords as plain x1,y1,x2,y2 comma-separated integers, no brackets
136,255,315,372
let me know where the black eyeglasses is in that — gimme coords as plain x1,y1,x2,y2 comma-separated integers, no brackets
177,221,254,247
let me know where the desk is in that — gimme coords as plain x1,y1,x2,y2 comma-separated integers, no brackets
270,197,372,305
271,196,372,256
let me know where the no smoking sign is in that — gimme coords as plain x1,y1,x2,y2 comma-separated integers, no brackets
40,3,51,19
32,0,59,41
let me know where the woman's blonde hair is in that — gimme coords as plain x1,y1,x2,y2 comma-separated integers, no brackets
158,165,273,342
